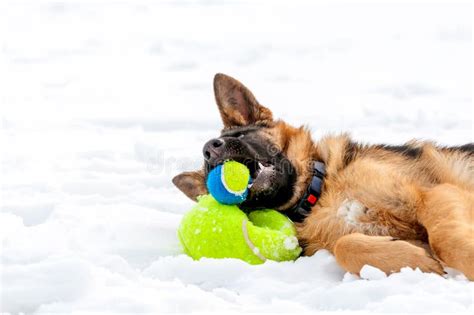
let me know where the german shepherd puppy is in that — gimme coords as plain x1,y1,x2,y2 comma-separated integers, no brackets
173,73,474,279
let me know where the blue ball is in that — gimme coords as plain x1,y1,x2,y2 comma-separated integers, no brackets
206,164,250,205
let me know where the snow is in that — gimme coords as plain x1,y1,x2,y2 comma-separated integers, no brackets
360,265,387,281
283,236,299,250
1,0,473,313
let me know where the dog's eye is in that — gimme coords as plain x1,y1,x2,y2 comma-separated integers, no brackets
235,133,245,139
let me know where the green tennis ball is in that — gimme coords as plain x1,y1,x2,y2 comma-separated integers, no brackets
178,195,302,264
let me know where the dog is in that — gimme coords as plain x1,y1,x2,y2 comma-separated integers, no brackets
173,73,474,279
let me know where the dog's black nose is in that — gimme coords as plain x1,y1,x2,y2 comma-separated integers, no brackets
203,138,225,161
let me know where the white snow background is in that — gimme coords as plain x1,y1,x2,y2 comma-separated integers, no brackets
1,0,473,313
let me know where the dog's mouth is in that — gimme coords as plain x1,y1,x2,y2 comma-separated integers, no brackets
245,160,276,196
207,157,278,199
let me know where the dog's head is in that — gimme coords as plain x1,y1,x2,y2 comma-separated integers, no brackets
173,74,315,211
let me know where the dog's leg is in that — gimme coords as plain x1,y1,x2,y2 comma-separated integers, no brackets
333,233,444,276
417,184,474,280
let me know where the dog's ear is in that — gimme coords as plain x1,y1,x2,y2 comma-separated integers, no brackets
213,73,273,128
172,170,207,201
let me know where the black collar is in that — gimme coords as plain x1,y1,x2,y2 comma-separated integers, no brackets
287,161,326,223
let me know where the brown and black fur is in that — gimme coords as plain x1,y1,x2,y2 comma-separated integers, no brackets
173,73,474,279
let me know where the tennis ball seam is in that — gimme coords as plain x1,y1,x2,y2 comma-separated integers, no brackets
241,219,267,262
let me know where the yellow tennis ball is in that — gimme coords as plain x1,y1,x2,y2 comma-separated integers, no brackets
206,161,251,204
